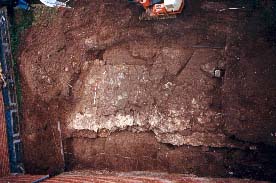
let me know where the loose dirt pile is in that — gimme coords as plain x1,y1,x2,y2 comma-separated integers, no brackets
18,0,276,181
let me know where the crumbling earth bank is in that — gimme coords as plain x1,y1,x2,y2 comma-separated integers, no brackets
18,0,276,180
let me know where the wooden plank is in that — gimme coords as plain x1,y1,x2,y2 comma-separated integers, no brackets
0,94,10,177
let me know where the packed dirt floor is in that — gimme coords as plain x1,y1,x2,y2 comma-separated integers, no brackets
17,0,276,181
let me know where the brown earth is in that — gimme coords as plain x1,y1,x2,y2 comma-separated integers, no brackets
17,0,276,181
0,171,269,183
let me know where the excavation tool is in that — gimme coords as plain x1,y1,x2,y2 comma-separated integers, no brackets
129,0,184,20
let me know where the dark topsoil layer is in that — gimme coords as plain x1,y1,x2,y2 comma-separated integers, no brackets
16,0,276,181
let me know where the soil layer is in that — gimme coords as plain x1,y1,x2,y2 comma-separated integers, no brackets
18,0,276,181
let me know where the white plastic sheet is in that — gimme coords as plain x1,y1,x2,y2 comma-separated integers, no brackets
40,0,69,8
